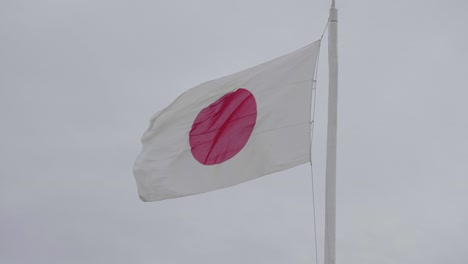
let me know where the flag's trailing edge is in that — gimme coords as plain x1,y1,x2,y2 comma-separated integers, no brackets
134,40,321,202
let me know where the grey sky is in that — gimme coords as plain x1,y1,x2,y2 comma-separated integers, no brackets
1,0,467,263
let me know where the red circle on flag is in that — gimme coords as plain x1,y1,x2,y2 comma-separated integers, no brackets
189,88,257,165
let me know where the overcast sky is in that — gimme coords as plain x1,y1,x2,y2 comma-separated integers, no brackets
1,0,467,263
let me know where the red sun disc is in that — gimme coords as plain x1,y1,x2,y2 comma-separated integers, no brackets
189,88,257,165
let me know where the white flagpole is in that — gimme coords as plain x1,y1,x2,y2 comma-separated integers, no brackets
325,1,338,264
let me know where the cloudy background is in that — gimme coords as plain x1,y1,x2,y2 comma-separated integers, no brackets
1,0,467,263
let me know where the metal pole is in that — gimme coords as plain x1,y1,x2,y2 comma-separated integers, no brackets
324,2,338,264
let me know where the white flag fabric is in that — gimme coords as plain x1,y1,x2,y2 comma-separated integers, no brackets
134,41,321,201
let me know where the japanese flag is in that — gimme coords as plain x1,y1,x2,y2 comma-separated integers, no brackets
134,41,321,201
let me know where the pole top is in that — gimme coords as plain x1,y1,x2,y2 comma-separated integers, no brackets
331,0,336,8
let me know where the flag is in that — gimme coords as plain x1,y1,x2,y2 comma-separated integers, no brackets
134,40,321,201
